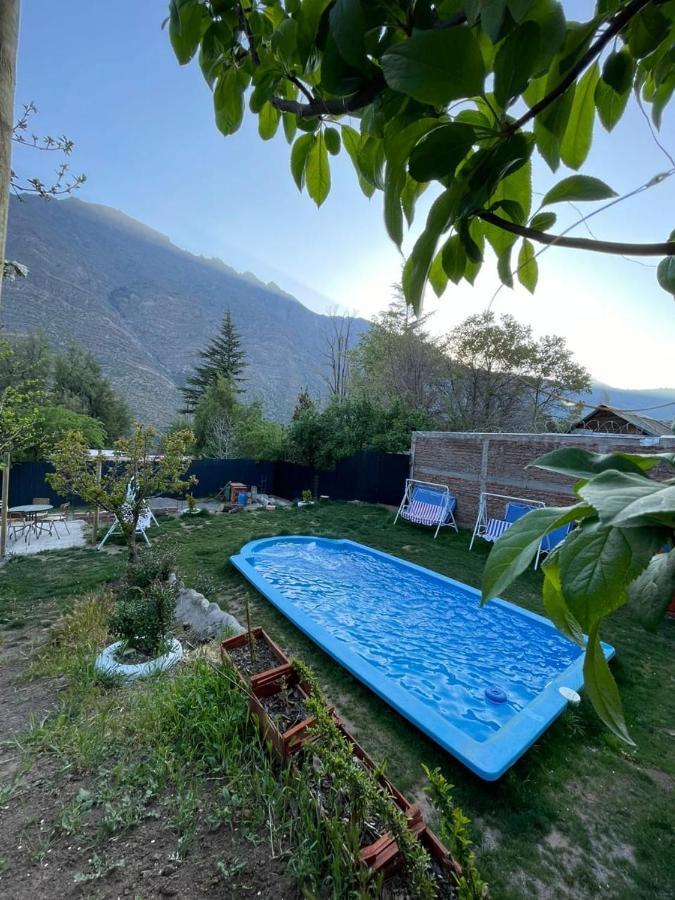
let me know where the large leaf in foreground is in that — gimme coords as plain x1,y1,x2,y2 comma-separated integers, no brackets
579,471,673,525
481,504,589,603
530,447,675,480
584,624,634,745
628,550,675,631
381,29,485,106
542,560,585,646
557,523,660,630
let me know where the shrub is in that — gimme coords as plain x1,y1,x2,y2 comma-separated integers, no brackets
110,578,178,657
125,544,176,591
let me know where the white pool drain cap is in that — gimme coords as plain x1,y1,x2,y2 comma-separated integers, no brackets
559,686,581,704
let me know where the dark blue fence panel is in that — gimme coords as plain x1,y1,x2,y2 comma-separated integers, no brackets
7,452,409,508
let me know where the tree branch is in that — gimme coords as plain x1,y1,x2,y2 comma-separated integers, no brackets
506,0,652,135
270,75,386,118
477,211,675,256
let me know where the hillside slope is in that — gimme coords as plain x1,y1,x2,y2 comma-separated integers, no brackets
1,196,367,428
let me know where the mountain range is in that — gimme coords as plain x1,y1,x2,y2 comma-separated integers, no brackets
1,195,673,431
1,196,367,428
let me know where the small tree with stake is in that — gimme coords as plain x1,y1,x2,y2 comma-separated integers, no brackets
47,424,196,563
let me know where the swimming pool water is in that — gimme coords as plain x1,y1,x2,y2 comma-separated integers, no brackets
231,537,614,779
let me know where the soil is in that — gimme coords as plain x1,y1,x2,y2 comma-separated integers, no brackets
0,621,298,900
260,685,310,732
383,859,458,899
228,636,283,677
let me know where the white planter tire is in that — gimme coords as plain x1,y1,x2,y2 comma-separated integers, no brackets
95,638,183,682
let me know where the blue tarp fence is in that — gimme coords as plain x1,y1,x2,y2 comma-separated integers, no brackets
6,451,409,508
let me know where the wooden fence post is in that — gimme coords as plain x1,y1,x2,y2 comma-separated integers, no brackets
91,458,102,547
0,452,9,559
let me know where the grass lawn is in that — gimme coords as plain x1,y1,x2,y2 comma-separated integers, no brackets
1,501,673,898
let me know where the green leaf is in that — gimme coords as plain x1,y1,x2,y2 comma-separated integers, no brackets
401,174,427,226
584,625,634,745
610,482,675,530
594,78,630,132
542,559,585,646
578,470,674,527
534,83,575,170
628,550,675,631
381,29,485,107
497,245,513,288
408,123,476,182
342,125,376,198
560,62,600,170
481,504,589,603
214,69,248,136
324,126,341,155
494,21,541,107
602,48,635,94
517,239,537,292
441,235,467,284
282,112,297,144
290,133,314,190
170,0,209,64
296,0,332,65
429,250,448,297
329,0,367,69
529,211,556,230
542,174,617,206
305,132,331,206
657,254,675,297
383,119,438,247
402,188,458,313
627,5,668,59
258,102,280,141
530,447,675,480
558,524,636,629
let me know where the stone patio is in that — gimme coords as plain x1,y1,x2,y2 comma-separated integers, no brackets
4,519,87,558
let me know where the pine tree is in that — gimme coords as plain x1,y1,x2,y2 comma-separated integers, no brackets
292,387,314,421
181,309,246,413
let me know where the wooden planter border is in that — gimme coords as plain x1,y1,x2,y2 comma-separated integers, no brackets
221,626,293,689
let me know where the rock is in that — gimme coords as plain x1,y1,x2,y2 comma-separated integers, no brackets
174,581,244,642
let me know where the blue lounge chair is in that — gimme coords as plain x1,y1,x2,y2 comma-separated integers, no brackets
534,522,574,569
470,492,545,552
394,479,458,539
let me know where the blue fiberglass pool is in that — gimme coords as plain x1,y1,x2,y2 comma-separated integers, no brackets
231,537,615,780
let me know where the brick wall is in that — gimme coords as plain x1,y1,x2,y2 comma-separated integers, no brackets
410,431,675,528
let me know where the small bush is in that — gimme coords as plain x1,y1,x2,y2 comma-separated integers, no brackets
110,578,177,657
125,543,176,591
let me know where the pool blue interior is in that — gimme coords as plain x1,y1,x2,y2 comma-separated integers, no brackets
231,536,614,780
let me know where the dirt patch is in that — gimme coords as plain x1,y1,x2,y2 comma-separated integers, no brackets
0,622,298,900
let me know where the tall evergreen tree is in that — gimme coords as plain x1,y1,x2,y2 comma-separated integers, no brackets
181,309,246,413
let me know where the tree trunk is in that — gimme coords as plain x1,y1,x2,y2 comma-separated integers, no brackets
0,0,19,311
125,526,138,563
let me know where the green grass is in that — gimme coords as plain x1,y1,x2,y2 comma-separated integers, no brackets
2,502,674,898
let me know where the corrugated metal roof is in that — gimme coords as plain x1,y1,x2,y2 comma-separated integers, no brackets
570,404,673,436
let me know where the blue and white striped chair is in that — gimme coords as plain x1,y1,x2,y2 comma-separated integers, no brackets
470,493,545,553
394,479,458,539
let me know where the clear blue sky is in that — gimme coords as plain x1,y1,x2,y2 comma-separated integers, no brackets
13,0,675,389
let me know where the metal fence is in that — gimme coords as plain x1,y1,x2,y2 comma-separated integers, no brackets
6,451,409,508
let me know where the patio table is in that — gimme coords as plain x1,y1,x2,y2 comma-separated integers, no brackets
8,504,53,541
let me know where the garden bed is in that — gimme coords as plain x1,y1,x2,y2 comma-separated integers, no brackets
221,626,292,688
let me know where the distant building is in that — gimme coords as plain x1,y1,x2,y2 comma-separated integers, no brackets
568,404,673,437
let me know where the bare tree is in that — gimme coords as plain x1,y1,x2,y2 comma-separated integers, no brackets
0,0,20,309
206,412,238,459
321,307,353,402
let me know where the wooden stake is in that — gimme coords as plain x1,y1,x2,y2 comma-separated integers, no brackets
91,458,102,547
0,452,10,560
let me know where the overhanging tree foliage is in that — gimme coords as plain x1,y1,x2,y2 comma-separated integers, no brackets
167,0,675,307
